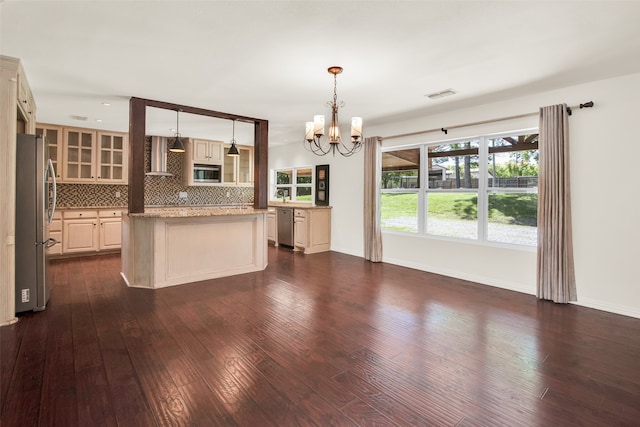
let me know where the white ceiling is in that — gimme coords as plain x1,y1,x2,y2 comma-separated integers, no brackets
2,1,640,146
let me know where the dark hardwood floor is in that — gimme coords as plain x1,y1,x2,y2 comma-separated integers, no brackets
2,246,640,426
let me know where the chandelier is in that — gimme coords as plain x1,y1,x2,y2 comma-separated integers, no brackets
304,66,363,157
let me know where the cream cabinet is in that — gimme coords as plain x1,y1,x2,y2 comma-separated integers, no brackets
56,126,128,184
223,145,253,185
267,209,277,243
62,128,96,182
294,210,307,248
63,210,99,253
97,132,127,183
293,207,331,254
183,138,224,186
46,211,63,256
61,209,123,255
192,138,224,165
99,210,123,250
36,124,62,180
17,69,36,127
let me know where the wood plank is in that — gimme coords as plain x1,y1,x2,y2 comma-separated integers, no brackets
2,248,640,426
1,311,49,427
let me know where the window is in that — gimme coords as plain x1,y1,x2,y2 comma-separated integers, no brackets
486,134,538,245
381,148,420,232
427,140,480,240
272,167,313,202
381,131,538,246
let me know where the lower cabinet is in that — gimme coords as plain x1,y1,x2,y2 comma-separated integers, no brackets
46,211,63,255
63,211,98,253
267,209,277,243
99,210,123,250
294,210,307,248
60,209,123,255
293,207,331,254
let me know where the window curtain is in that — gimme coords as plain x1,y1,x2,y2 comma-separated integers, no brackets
537,104,576,303
364,136,382,262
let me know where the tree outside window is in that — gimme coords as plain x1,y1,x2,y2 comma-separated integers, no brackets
381,131,538,246
273,167,313,202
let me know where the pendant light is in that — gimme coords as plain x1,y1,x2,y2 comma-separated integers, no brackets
169,109,185,153
227,119,240,157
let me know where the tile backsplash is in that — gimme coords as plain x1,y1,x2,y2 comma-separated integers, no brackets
55,138,254,208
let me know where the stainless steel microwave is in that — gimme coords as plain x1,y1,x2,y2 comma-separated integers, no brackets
193,164,221,183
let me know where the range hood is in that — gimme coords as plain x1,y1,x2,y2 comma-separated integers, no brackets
146,136,173,176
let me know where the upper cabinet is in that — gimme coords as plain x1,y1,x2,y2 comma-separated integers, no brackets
223,145,253,185
36,124,62,180
63,128,96,182
17,71,36,125
97,132,126,183
191,138,224,165
38,123,128,184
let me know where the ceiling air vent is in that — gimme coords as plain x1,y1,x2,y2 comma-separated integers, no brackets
426,89,456,99
70,115,89,121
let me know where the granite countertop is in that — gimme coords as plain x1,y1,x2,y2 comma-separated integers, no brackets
128,206,269,218
268,202,332,209
56,206,127,210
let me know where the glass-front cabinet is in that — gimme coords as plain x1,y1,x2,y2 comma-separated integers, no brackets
36,124,62,180
53,126,128,184
97,132,126,183
223,145,253,185
63,128,95,182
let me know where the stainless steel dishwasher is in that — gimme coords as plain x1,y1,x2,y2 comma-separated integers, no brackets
277,207,294,247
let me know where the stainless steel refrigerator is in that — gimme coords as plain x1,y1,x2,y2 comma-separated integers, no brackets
15,133,57,313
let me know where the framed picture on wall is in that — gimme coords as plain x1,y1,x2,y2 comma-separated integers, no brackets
315,164,329,206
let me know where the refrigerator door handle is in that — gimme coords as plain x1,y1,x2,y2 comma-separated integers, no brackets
46,159,57,223
44,238,58,249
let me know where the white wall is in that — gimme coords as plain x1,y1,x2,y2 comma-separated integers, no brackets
269,72,640,319
268,144,366,257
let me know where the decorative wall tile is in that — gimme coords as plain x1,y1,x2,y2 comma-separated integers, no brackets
56,138,254,208
56,184,128,208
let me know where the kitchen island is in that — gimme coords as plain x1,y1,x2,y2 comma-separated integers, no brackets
121,206,268,289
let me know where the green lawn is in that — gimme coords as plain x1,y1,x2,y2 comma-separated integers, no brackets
381,192,537,225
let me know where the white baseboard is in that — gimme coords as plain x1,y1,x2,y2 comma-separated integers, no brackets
572,298,640,320
328,250,640,320
382,255,535,295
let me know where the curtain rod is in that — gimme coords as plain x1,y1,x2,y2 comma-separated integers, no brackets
380,101,594,141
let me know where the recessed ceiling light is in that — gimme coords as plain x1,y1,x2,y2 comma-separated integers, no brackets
71,115,88,121
169,128,176,132
426,89,456,99
96,119,103,123
102,102,111,106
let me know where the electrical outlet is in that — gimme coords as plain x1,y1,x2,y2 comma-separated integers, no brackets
21,289,30,303
179,192,188,199
115,191,121,198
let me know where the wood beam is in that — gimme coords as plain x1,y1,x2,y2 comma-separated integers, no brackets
128,97,269,213
254,120,268,209
128,98,146,214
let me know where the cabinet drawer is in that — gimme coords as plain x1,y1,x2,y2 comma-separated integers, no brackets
63,210,98,219
49,219,62,232
99,209,123,218
294,209,307,218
